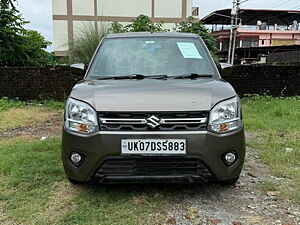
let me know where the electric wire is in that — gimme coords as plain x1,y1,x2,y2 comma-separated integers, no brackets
271,0,293,9
251,3,300,22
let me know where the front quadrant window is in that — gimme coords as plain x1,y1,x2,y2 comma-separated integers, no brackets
87,37,216,78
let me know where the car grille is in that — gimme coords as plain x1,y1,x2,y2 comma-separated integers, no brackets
94,157,212,178
98,112,208,131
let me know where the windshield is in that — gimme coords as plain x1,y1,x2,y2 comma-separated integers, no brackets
87,37,217,79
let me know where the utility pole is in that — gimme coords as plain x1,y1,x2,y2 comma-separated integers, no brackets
227,0,240,65
231,0,240,65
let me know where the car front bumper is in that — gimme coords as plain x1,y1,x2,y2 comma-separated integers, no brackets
62,128,246,183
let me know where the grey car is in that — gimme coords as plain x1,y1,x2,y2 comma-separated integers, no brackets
62,32,245,185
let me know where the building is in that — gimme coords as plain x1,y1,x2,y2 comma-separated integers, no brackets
52,0,193,56
202,9,300,64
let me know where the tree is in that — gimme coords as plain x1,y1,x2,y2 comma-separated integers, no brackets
111,15,169,33
174,17,219,62
0,0,51,67
21,30,52,67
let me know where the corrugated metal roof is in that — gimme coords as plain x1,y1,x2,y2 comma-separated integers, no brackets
201,8,300,25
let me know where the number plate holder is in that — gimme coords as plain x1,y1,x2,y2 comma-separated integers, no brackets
121,139,186,155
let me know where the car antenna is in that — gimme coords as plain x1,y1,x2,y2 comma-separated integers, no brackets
150,22,154,33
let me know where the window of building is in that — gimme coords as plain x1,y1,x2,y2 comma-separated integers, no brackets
241,37,259,48
192,7,199,17
221,39,229,51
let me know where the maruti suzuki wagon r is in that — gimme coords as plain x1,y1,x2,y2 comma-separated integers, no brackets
62,32,245,185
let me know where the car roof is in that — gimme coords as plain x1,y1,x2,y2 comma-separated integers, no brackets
106,32,199,39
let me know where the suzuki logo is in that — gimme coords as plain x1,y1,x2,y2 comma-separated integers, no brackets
146,115,161,129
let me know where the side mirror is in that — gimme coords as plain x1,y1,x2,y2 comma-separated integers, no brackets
217,63,232,73
70,63,85,70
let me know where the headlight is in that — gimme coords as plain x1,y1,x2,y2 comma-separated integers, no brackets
65,98,98,134
208,96,242,133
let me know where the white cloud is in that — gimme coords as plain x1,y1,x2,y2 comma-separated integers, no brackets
17,0,53,52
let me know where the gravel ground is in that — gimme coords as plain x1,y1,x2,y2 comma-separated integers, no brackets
164,144,300,225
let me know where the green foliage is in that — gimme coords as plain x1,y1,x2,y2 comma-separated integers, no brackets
0,97,24,111
111,14,169,33
20,29,52,66
174,17,219,62
0,97,65,111
126,14,168,32
111,21,127,33
69,22,110,64
0,0,51,67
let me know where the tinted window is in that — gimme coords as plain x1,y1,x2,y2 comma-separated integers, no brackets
87,37,216,78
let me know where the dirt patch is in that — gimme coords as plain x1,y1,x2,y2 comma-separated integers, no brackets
0,110,63,140
35,180,83,224
0,108,51,131
164,134,300,225
245,131,263,143
0,201,23,225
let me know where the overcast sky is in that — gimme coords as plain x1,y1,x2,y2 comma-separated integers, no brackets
16,0,300,52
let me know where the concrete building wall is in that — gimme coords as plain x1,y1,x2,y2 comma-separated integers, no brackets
53,20,69,52
154,0,182,18
73,0,94,16
98,0,152,17
52,0,193,55
52,0,67,15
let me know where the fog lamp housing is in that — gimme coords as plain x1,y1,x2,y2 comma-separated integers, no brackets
70,152,84,166
223,152,237,166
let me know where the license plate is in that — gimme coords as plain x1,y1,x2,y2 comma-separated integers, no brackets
121,139,186,155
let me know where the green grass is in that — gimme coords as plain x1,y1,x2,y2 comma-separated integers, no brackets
0,138,64,224
0,96,299,224
0,138,170,225
60,186,168,225
242,95,300,203
0,97,65,112
242,95,300,131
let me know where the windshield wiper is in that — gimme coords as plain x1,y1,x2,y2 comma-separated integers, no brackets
95,74,169,80
172,73,214,79
96,74,145,80
146,75,169,79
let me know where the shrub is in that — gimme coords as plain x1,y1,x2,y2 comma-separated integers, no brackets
69,22,110,64
111,15,168,33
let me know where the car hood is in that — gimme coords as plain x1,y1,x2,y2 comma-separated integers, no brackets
70,79,236,111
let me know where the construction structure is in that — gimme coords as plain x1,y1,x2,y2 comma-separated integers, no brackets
202,8,300,64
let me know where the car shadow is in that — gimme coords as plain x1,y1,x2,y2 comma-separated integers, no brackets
80,181,234,197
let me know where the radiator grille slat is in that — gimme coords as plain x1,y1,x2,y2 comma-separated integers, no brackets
95,158,212,178
98,112,208,131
